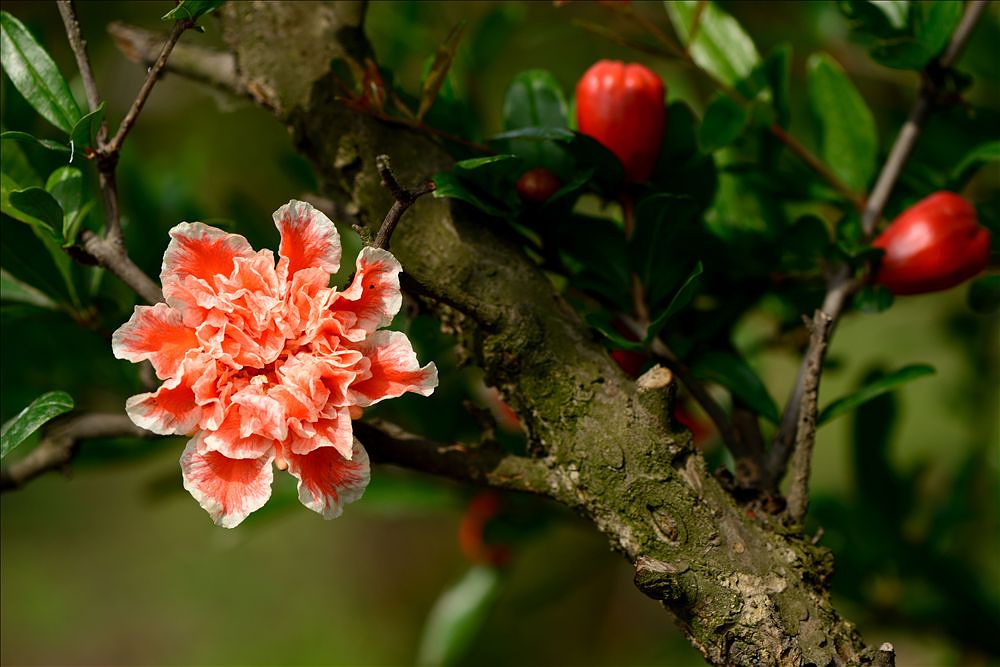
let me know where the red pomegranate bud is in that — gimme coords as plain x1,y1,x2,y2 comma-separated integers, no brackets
873,192,991,295
516,168,562,204
575,60,666,183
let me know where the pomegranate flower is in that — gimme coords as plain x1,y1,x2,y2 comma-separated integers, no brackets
112,200,438,527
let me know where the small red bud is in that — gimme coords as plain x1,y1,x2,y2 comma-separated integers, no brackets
872,192,991,295
575,60,666,183
516,168,562,204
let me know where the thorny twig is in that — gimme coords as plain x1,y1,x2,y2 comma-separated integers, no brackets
784,311,832,523
373,154,436,250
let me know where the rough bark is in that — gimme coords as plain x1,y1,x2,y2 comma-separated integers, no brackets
213,3,883,664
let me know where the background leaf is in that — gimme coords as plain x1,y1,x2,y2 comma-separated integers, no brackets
0,390,74,459
417,22,466,121
818,363,935,425
665,0,761,87
0,11,82,134
416,565,504,666
692,350,780,423
698,93,749,153
1,131,69,154
162,0,225,21
806,52,878,193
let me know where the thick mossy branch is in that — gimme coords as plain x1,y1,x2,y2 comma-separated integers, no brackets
218,3,881,664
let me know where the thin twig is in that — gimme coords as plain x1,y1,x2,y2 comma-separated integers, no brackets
102,18,195,156
785,311,833,523
56,0,107,143
354,419,555,496
861,0,987,237
373,154,436,250
0,413,153,492
79,231,163,304
770,124,864,208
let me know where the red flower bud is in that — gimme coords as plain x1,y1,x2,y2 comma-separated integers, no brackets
872,192,991,295
575,60,666,183
516,168,562,204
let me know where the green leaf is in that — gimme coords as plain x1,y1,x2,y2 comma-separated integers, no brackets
6,186,64,239
502,70,568,131
645,262,703,341
416,565,504,666
1,131,70,154
162,0,225,21
950,141,1000,183
818,363,934,425
0,11,82,134
912,1,963,62
1,391,74,459
46,166,89,246
837,1,909,38
665,1,761,87
967,275,1000,315
629,192,702,307
432,172,510,219
417,22,466,121
501,70,571,172
0,267,60,310
692,350,780,423
853,284,894,313
780,215,830,270
698,93,749,153
488,127,574,143
453,155,519,171
806,52,878,193
69,102,105,163
586,312,646,352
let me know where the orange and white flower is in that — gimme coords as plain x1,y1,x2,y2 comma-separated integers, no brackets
112,200,437,527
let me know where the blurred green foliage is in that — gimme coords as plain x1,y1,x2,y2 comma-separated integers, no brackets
1,1,998,665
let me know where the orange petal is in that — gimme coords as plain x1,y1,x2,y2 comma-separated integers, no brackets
180,440,274,528
112,303,199,379
349,330,438,407
161,222,254,298
285,408,354,458
274,200,341,276
332,247,403,339
125,378,202,435
287,438,369,520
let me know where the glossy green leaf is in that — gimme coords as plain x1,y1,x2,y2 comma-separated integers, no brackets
586,312,646,352
1,131,69,154
501,70,571,172
416,565,504,666
629,193,702,308
818,364,935,425
912,1,963,62
853,284,895,313
0,134,41,188
432,172,510,218
0,267,59,310
46,166,89,246
967,275,1000,315
645,262,703,341
557,213,631,309
692,350,781,423
1,390,74,459
951,141,1000,183
69,102,105,163
6,187,64,239
665,1,761,87
698,94,749,153
806,52,878,193
0,11,82,134
488,127,574,143
836,1,909,38
417,22,466,121
162,0,225,21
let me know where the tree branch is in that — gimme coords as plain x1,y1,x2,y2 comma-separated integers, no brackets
0,413,152,492
56,0,106,144
355,419,558,497
79,230,163,304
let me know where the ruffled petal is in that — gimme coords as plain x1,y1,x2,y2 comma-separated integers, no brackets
348,330,438,407
274,200,340,277
199,409,276,460
125,378,202,435
331,247,403,338
112,303,199,379
285,408,354,458
161,222,254,305
286,438,369,520
180,439,274,528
